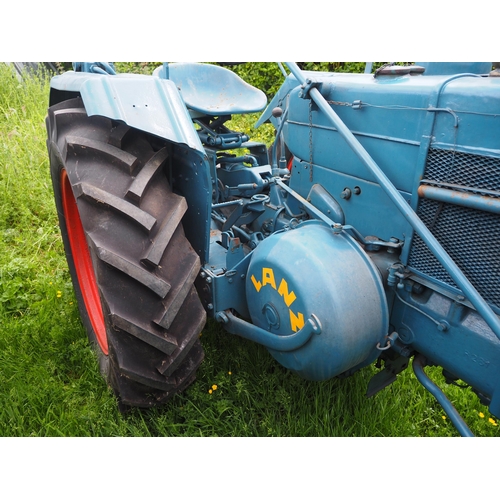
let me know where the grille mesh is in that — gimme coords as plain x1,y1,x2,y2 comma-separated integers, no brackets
408,148,500,309
424,148,500,194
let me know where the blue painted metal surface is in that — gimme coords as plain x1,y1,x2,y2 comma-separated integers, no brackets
252,62,500,431
283,62,500,342
73,62,116,75
418,185,500,215
166,63,267,115
218,309,321,352
390,284,500,417
415,62,491,75
245,220,388,380
50,71,205,153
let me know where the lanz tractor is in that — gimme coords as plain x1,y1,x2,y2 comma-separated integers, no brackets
45,61,500,436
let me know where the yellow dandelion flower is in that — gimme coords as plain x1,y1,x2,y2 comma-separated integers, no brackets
479,412,485,418
212,384,218,391
228,371,232,375
56,291,62,298
208,389,212,394
489,418,498,426
442,415,446,420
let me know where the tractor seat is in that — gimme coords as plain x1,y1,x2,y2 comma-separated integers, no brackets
155,63,267,116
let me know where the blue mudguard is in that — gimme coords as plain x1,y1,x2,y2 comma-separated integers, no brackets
50,71,205,153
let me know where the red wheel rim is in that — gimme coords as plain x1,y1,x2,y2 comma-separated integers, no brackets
61,169,108,354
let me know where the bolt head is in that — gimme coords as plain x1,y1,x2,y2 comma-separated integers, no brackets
271,107,283,118
437,321,449,332
341,188,352,200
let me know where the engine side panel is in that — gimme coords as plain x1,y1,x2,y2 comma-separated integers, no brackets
279,69,500,415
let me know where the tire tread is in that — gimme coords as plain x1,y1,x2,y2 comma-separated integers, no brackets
46,98,206,409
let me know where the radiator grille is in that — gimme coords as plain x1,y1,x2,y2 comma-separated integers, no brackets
423,148,500,194
408,148,500,309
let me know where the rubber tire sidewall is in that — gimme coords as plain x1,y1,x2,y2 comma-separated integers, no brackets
49,146,110,379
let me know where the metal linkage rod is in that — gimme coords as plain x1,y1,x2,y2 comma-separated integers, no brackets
413,355,474,437
284,62,500,341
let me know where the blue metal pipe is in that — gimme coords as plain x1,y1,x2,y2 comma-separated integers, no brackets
418,185,500,215
413,355,474,437
272,108,289,171
217,310,321,352
284,62,500,341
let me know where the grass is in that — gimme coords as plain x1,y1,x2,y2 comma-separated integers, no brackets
1,63,499,438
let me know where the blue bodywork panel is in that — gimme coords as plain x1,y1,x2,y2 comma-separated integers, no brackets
50,71,205,153
277,71,500,251
257,64,500,427
415,61,492,75
245,220,388,380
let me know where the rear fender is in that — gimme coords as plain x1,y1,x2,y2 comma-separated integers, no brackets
50,71,212,264
49,71,205,154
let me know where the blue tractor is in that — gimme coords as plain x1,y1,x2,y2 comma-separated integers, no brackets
46,61,500,436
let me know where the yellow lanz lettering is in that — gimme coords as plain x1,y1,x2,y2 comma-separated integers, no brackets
251,274,262,292
262,267,277,290
251,267,304,333
278,278,296,307
289,310,305,332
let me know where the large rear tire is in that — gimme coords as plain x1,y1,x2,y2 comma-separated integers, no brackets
46,97,206,408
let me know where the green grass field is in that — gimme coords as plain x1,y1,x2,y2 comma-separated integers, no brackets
1,63,499,438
